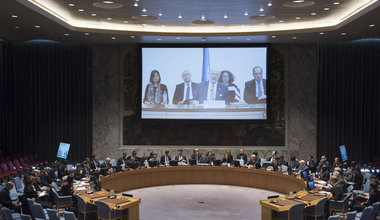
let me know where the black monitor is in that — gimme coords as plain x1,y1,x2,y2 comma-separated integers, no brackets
213,160,221,166
113,165,122,172
189,159,197,166
148,160,158,167
127,162,139,169
233,160,241,167
169,160,179,166
255,163,262,169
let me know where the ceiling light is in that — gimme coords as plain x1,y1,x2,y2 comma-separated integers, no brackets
133,2,138,7
246,38,251,41
157,38,162,41
78,9,84,12
369,24,375,27
292,0,305,2
35,25,40,28
91,13,97,16
107,17,112,20
84,33,90,35
111,37,116,40
130,35,135,38
178,15,182,19
176,37,181,40
68,3,75,7
324,8,330,11
14,26,19,29
279,20,284,23
260,8,264,12
292,36,297,39
271,35,276,38
102,1,114,3
296,17,301,19
64,33,69,36
141,14,148,17
142,8,147,12
334,2,340,5
224,14,228,19
319,32,324,35
201,15,206,21
123,20,128,23
341,32,346,35
244,12,249,16
311,12,316,16
227,37,231,39
11,15,18,18
158,13,163,16
267,2,272,6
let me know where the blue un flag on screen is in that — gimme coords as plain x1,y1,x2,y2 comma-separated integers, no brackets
201,48,210,82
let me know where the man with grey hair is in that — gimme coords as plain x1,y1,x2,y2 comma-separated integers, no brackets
194,69,229,104
243,66,267,104
172,70,198,104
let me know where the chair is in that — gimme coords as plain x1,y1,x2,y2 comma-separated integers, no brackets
75,194,97,220
278,202,306,220
346,211,357,220
13,159,26,171
63,211,77,220
33,202,49,219
304,197,328,220
1,207,21,220
327,215,340,220
52,182,61,192
356,206,373,220
26,198,38,218
20,214,32,220
110,159,117,167
372,202,380,218
47,208,64,220
329,192,352,218
95,200,122,220
13,176,24,193
51,188,72,210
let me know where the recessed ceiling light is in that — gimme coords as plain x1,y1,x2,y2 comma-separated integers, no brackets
130,35,135,38
11,15,18,18
111,37,116,40
35,25,40,28
124,20,128,23
271,35,276,38
334,2,340,5
246,38,251,41
78,9,84,12
279,20,284,23
133,2,138,7
341,32,346,35
267,2,272,6
176,37,181,40
319,32,324,35
292,36,297,39
102,1,114,3
142,8,147,12
84,32,90,35
227,37,231,39
296,17,301,19
14,26,19,29
224,14,228,19
91,13,97,16
64,33,69,36
244,12,249,16
293,0,305,2
157,38,162,41
369,24,375,27
178,15,182,19
141,14,148,17
158,12,163,16
324,8,330,11
201,15,206,21
260,8,264,12
107,17,112,20
311,12,316,16
68,3,75,7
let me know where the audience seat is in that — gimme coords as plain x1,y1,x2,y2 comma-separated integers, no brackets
33,202,49,219
356,206,373,220
329,192,352,218
63,211,77,220
278,202,306,220
346,211,357,220
327,215,340,220
1,207,21,220
47,208,64,220
95,200,122,220
75,194,97,220
52,188,72,210
304,197,328,220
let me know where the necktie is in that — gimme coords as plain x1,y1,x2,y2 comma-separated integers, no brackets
185,83,190,100
209,84,215,100
257,81,263,97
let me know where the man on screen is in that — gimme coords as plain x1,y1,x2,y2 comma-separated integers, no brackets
172,70,198,104
194,69,229,104
243,66,267,104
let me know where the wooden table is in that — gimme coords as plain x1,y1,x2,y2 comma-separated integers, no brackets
75,189,140,220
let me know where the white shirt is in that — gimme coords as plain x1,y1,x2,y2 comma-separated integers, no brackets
182,82,193,101
207,81,217,101
255,80,265,97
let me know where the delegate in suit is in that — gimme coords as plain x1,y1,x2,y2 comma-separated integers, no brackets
172,70,198,104
243,66,267,104
194,69,229,104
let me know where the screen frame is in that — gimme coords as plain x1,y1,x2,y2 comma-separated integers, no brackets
137,43,272,123
339,145,348,162
56,142,70,159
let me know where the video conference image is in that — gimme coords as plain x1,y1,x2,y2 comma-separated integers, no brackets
141,47,267,120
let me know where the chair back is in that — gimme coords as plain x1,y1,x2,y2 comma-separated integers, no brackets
13,176,24,192
7,161,16,171
52,182,61,192
327,215,340,220
347,185,354,194
27,198,38,218
110,159,117,166
13,159,23,169
1,163,10,173
372,201,380,217
20,213,32,220
360,206,374,220
75,194,86,212
314,197,328,216
343,192,352,208
1,207,13,220
95,200,112,219
288,202,306,220
47,208,60,220
33,202,47,219
63,211,76,220
52,187,59,199
345,211,357,220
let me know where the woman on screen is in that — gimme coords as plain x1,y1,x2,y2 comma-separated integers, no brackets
143,70,169,105
219,70,241,102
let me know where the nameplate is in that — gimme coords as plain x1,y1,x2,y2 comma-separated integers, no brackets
203,100,226,108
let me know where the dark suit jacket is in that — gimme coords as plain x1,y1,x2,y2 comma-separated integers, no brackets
236,153,248,163
117,157,128,166
90,160,100,170
194,81,229,104
174,155,187,161
160,155,172,165
172,82,198,104
0,188,13,208
324,183,344,201
243,79,266,104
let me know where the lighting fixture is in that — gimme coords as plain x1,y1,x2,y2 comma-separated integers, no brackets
244,12,249,16
260,8,264,12
11,15,18,18
91,13,97,16
124,20,128,23
142,8,147,12
296,17,301,19
334,2,340,5
324,8,330,11
157,38,162,41
107,17,112,20
84,33,90,35
35,25,40,28
64,33,69,36
176,37,181,39
68,3,75,7
111,37,116,40
292,36,297,39
271,35,276,38
279,20,284,22
178,15,182,19
224,14,228,19
201,15,206,21
102,1,114,3
319,32,324,35
311,12,316,16
267,2,272,6
227,37,231,39
133,2,138,7
78,9,84,12
130,35,135,38
246,38,251,40
369,24,375,27
158,13,163,16
341,32,346,35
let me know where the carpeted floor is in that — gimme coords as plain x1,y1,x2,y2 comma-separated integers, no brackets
124,184,281,220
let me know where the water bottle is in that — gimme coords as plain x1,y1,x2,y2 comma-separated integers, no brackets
162,91,167,106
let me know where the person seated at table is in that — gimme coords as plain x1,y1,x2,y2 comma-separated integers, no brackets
267,150,277,162
218,70,241,103
306,156,316,173
318,164,330,182
191,148,201,164
126,156,139,169
351,181,380,212
267,156,280,172
127,150,141,164
236,149,248,164
59,179,73,196
246,154,261,168
39,166,52,186
117,152,128,166
193,69,229,104
277,155,288,167
206,150,216,163
149,153,160,163
160,150,172,165
333,171,348,194
288,156,299,171
172,70,198,104
348,166,363,190
296,160,309,175
225,150,233,161
83,162,91,176
316,155,330,173
221,154,233,166
343,162,354,182
331,157,342,172
320,175,344,201
0,182,21,213
199,154,210,164
174,149,187,163
90,154,101,172
74,166,85,180
143,70,169,105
